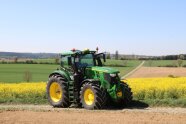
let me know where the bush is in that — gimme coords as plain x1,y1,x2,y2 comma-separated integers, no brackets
177,59,183,67
183,65,186,67
168,74,178,78
23,71,32,82
0,60,8,64
26,60,34,64
158,65,177,67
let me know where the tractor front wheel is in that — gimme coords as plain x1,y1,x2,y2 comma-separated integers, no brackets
80,82,106,110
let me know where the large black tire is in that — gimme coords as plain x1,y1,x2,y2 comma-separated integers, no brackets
46,75,70,108
80,81,107,110
120,82,133,106
101,88,109,107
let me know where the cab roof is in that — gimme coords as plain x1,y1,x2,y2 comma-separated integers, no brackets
61,50,96,56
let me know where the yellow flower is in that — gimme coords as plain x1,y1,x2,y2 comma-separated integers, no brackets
1,77,186,101
0,82,46,99
124,77,186,99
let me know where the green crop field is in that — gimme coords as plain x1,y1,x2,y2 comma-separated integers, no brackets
34,58,141,67
104,59,141,66
0,60,142,83
144,60,186,67
0,64,58,83
105,60,142,77
34,58,57,63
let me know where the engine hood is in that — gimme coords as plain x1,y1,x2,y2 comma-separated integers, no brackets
91,66,119,74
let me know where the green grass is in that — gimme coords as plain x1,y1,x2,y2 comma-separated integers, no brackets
0,64,58,83
104,60,142,77
132,88,186,107
144,60,186,67
108,66,136,77
0,96,48,104
104,59,141,66
1,96,185,107
140,98,186,107
0,60,141,83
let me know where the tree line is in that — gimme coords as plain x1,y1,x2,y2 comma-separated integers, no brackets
106,51,186,60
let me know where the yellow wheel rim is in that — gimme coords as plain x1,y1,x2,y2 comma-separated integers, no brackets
49,82,62,102
84,88,95,105
117,91,122,97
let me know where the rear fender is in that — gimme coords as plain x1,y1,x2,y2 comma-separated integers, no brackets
49,70,71,81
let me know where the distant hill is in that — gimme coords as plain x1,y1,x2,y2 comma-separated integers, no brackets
0,52,59,59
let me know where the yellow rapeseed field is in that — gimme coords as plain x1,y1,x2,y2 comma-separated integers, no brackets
0,77,186,104
0,82,46,103
126,77,186,100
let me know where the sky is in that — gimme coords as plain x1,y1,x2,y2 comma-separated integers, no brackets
0,0,186,55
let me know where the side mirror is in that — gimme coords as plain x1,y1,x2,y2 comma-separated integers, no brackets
68,57,72,65
103,54,106,62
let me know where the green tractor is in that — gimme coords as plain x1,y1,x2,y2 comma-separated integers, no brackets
46,49,132,109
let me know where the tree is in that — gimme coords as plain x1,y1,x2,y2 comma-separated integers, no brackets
55,58,59,64
177,59,183,67
115,50,119,60
179,54,185,60
24,70,32,82
176,55,184,67
55,54,60,64
13,57,18,63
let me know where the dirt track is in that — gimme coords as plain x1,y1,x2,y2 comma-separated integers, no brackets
0,105,186,124
128,67,186,78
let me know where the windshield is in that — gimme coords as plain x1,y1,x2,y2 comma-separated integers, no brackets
79,54,94,67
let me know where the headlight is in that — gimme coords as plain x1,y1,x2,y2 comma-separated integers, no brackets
110,74,116,77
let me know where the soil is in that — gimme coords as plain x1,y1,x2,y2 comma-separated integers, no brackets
0,105,186,124
128,67,186,78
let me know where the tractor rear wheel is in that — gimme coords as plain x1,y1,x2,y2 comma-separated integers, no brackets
46,75,70,108
80,81,106,110
120,81,133,106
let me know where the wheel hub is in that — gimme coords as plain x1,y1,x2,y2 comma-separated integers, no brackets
49,82,62,102
84,88,95,105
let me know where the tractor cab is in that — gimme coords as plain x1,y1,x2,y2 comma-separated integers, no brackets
60,49,107,78
61,49,105,69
